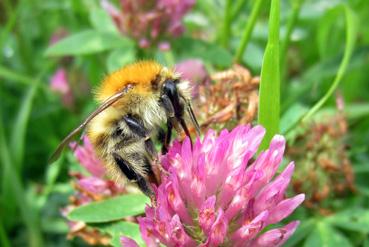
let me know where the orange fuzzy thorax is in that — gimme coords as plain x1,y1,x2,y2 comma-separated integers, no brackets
96,61,163,102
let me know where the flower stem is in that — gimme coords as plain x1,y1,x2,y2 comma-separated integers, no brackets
234,0,264,63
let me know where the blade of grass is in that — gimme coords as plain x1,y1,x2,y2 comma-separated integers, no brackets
284,5,357,134
234,0,264,63
231,0,247,21
0,221,11,247
5,62,54,170
219,0,233,48
301,5,357,123
257,0,280,150
0,116,43,247
0,65,49,92
10,84,38,170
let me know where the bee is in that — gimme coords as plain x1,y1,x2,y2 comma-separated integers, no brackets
50,61,200,197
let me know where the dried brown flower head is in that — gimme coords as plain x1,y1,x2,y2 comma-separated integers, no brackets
287,110,355,215
194,64,259,131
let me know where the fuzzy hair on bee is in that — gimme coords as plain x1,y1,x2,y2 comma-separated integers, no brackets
49,61,200,197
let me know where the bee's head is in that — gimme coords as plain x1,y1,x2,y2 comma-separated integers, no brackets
159,70,200,137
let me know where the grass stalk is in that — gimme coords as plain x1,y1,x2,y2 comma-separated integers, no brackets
219,0,233,48
234,0,264,63
301,5,357,123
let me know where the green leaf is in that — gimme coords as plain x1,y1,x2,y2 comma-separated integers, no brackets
304,221,352,247
68,194,149,223
284,219,316,247
257,0,280,150
94,221,144,247
107,48,136,73
89,8,118,34
327,209,369,233
45,30,133,56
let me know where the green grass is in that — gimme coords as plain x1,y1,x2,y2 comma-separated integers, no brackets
257,0,280,150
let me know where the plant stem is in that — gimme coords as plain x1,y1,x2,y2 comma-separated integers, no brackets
284,5,357,134
234,0,264,63
301,5,357,123
231,0,247,21
219,0,233,48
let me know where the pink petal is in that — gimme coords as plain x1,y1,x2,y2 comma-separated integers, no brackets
253,163,295,214
120,236,139,247
206,209,228,245
198,196,217,234
165,178,192,224
138,217,160,246
158,41,171,51
267,194,305,224
77,177,110,196
139,38,150,48
224,170,262,221
50,68,69,93
231,210,269,246
251,221,300,247
218,162,248,209
169,215,196,246
247,135,286,194
228,125,264,170
71,136,105,177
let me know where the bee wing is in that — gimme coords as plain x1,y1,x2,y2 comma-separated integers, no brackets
48,84,134,164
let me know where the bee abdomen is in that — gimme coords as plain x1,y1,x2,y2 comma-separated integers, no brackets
112,152,153,196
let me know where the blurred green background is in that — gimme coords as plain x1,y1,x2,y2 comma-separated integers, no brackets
1,0,369,246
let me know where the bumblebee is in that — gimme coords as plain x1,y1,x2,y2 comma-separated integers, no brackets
50,61,200,197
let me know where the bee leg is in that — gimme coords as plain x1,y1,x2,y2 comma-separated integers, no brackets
112,153,154,197
161,82,192,139
144,138,157,159
160,95,178,153
158,120,173,154
162,120,173,154
123,114,147,138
